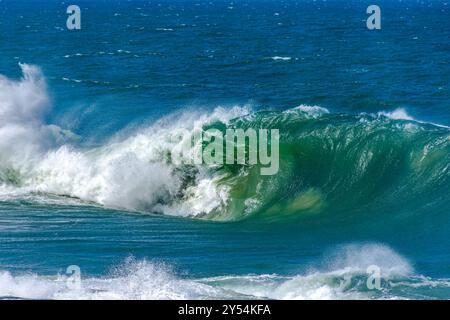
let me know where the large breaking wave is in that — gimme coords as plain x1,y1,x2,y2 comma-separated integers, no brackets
1,64,450,222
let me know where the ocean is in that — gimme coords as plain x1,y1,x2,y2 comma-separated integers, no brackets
0,0,449,299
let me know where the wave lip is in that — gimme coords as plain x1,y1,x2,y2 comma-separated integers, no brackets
378,108,415,121
377,108,450,129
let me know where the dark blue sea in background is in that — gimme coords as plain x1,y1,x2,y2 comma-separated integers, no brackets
0,0,449,299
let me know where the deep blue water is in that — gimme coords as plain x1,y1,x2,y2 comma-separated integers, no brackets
0,0,449,299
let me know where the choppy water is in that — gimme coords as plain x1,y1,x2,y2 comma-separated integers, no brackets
0,0,449,299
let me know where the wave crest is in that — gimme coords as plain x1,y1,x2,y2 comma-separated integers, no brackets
1,65,450,222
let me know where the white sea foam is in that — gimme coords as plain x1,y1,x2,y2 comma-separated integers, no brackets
292,104,330,118
323,243,413,276
0,260,228,300
270,56,292,61
0,64,250,217
203,244,415,300
378,108,414,121
378,108,450,129
0,64,72,170
0,244,445,300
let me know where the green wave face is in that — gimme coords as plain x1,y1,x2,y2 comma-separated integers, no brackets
200,109,450,222
1,105,449,223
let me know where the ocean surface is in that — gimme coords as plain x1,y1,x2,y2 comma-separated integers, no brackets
0,0,450,299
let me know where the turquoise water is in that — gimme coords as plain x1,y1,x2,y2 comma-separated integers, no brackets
0,0,450,299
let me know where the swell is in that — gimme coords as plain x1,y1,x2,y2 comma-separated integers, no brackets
0,65,449,223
